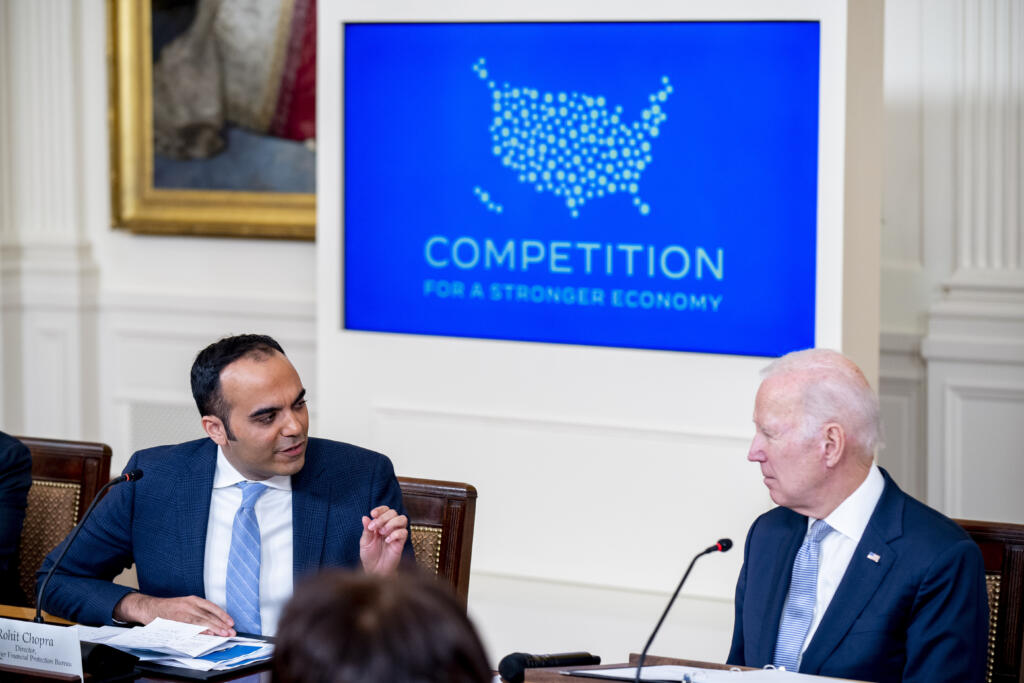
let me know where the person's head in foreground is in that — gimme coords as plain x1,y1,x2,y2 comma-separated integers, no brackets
273,571,492,683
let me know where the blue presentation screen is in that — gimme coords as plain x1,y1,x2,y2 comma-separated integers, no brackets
344,21,819,357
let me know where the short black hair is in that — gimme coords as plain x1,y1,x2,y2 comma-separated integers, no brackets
190,334,285,435
273,571,492,683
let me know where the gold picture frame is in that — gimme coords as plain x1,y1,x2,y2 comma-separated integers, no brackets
107,0,315,240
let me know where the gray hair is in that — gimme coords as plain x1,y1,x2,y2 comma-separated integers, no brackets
761,348,883,457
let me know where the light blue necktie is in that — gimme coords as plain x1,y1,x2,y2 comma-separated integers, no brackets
773,519,833,671
226,482,268,635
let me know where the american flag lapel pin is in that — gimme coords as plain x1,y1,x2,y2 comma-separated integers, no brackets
867,552,881,563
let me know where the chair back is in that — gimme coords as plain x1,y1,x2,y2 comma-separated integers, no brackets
398,477,477,605
15,436,112,606
956,518,1024,683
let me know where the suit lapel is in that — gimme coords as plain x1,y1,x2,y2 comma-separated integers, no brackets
757,515,808,665
178,439,217,597
799,473,904,674
291,440,329,578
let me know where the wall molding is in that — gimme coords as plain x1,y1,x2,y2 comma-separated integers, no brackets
880,330,925,376
0,244,99,310
372,402,752,450
101,289,315,320
923,297,1024,366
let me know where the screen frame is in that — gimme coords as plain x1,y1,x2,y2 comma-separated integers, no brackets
325,0,848,357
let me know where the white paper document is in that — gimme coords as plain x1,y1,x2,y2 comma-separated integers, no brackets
565,665,826,682
83,617,273,672
103,617,229,657
564,665,708,682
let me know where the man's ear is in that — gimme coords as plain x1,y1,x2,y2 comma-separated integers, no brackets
202,415,229,446
822,422,845,468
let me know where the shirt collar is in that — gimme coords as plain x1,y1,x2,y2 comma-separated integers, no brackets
213,445,292,491
813,463,884,542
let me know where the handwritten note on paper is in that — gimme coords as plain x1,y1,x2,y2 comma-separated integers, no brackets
104,617,230,657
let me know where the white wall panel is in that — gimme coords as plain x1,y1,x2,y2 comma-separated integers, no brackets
21,319,71,436
955,387,1024,522
939,375,1024,522
882,0,923,270
469,574,734,668
372,403,758,596
877,332,926,499
128,401,207,456
880,0,929,340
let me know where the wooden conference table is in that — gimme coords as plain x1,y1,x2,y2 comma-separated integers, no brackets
0,606,762,683
0,607,720,682
134,653,732,683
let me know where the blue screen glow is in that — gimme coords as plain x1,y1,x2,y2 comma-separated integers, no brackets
344,21,819,357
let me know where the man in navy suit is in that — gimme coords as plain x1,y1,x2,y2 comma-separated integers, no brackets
39,334,412,636
0,430,32,605
728,349,987,682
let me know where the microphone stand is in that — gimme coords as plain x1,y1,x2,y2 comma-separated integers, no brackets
633,540,730,683
35,470,143,622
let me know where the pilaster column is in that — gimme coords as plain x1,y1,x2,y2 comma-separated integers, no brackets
0,0,100,439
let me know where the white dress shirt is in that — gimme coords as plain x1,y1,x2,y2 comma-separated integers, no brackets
796,463,885,662
203,446,294,636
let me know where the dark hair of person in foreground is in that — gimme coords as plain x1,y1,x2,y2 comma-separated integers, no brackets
273,571,492,683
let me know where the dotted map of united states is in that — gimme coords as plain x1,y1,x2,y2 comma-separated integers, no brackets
472,58,671,219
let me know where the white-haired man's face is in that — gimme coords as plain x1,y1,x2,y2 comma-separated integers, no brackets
747,373,829,516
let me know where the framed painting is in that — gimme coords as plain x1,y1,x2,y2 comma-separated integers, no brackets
107,0,316,239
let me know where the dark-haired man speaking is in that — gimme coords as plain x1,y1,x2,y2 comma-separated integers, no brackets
39,334,412,636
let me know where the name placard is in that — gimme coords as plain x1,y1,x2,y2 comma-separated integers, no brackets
0,618,83,680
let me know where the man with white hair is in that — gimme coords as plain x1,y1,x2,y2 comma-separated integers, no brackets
728,348,987,682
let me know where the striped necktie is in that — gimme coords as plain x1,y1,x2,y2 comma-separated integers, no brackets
226,482,268,635
773,519,833,671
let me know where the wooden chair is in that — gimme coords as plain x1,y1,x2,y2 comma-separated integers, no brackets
14,436,112,607
956,518,1024,683
399,477,477,605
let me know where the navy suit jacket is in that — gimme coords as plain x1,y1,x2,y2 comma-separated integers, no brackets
728,469,988,683
0,431,32,605
38,437,413,625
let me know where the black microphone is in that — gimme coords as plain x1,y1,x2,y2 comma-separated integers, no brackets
633,538,732,683
499,651,601,682
35,469,144,623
